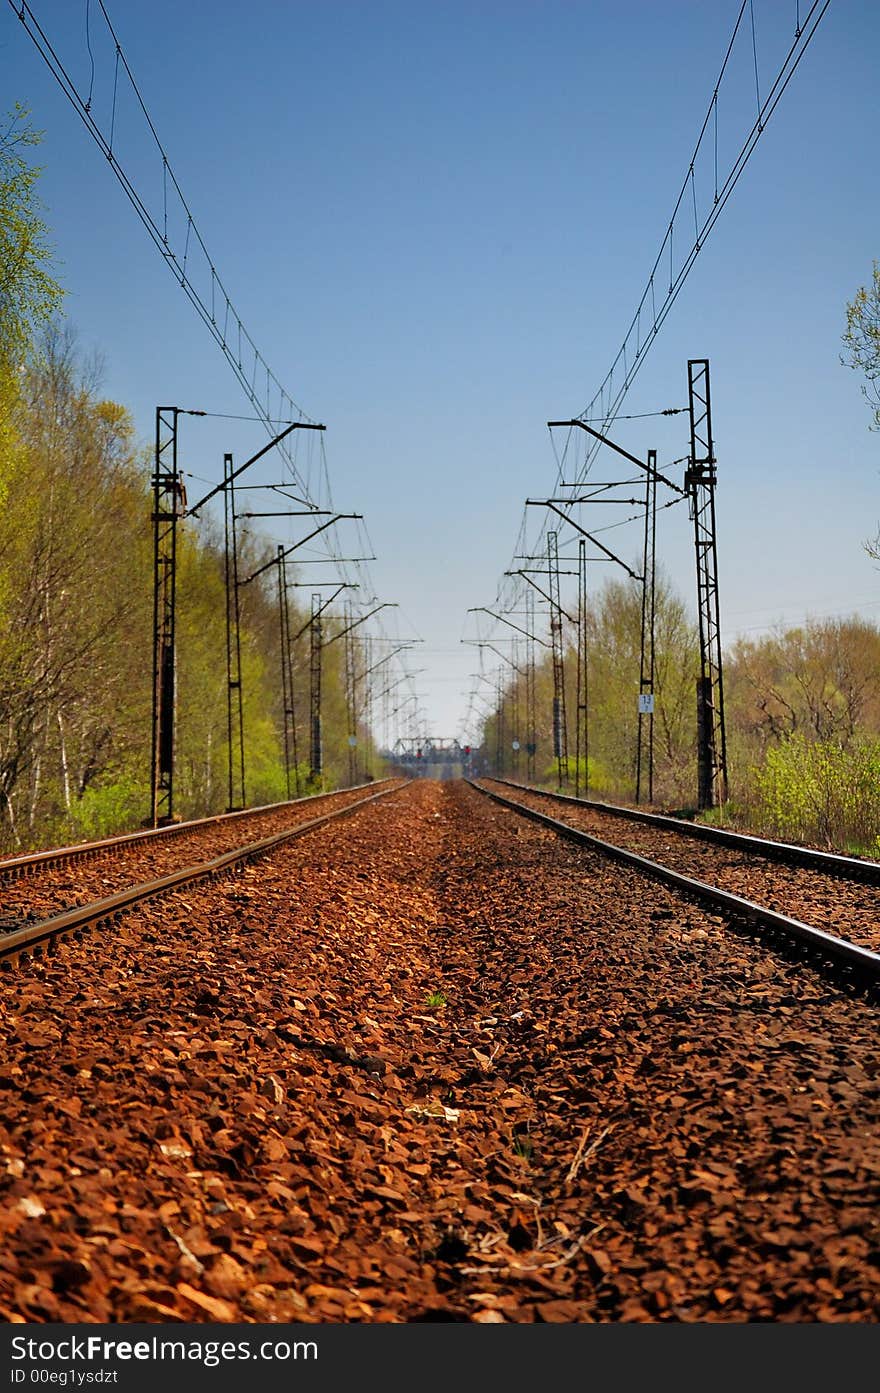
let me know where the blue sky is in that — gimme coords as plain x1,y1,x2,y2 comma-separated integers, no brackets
4,0,879,740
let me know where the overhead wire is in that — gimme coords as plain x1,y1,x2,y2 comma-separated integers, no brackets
9,1,314,466
579,407,687,422
8,0,427,733
570,0,831,476
481,0,832,668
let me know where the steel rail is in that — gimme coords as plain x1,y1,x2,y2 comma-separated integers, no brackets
0,779,395,882
484,776,880,885
468,779,880,984
0,782,407,968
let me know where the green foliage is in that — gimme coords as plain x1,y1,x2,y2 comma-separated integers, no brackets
575,755,616,799
480,582,880,854
726,619,880,752
425,990,447,1009
481,569,698,806
0,324,382,850
244,712,288,808
560,755,595,791
0,328,151,847
0,107,64,521
539,755,566,788
0,106,63,370
67,776,148,842
748,734,880,853
512,1133,534,1162
841,260,880,558
713,617,880,852
842,259,880,431
0,108,384,851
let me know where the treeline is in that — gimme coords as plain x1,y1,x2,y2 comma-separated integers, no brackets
726,619,880,850
476,574,880,854
0,330,383,851
0,110,381,851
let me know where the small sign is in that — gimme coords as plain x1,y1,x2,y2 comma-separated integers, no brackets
638,693,655,715
511,740,520,751
348,736,358,748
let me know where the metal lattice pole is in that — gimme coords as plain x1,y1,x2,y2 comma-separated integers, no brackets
526,587,537,784
150,407,184,827
224,454,246,811
277,546,300,799
277,549,291,800
686,359,728,809
345,600,357,787
548,530,569,790
309,593,323,785
636,450,657,804
511,638,521,776
575,538,588,800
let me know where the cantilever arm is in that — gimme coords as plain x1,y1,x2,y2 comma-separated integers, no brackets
321,602,398,650
241,514,363,586
187,422,326,516
361,643,418,680
527,501,642,582
469,641,528,677
467,607,551,648
290,583,354,642
505,568,576,624
547,419,685,495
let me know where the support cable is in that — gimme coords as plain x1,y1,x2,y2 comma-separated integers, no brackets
9,1,429,725
8,0,317,489
568,0,830,484
487,2,830,655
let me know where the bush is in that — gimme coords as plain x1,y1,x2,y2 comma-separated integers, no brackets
67,776,148,842
749,734,880,853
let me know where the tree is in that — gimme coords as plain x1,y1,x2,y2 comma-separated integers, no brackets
0,105,64,520
842,260,880,431
842,261,880,559
726,617,880,751
723,617,880,849
0,106,63,368
582,572,698,804
0,328,151,844
476,570,699,805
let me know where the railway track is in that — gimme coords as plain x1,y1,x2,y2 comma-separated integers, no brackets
0,780,406,968
1,779,877,1323
485,776,880,881
473,778,880,985
0,779,400,883
0,779,402,931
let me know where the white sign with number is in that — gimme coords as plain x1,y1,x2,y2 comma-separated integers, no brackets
638,693,655,714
